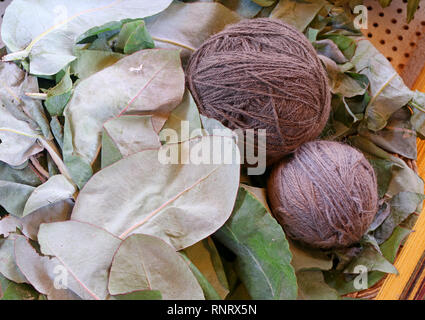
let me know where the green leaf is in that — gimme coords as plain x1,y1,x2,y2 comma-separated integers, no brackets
379,0,392,8
71,136,240,250
44,68,73,117
112,290,162,300
108,234,204,299
0,161,42,187
101,130,123,169
252,0,276,6
1,0,174,75
322,35,356,60
344,244,398,274
76,20,133,44
214,186,298,300
160,90,202,143
183,238,230,299
0,181,35,217
71,49,125,80
0,274,41,300
410,90,425,138
407,0,420,23
22,175,76,217
50,117,64,150
180,253,221,300
63,49,185,188
116,20,155,54
297,270,340,300
368,159,394,198
38,220,122,300
271,0,327,32
289,240,333,273
218,0,263,18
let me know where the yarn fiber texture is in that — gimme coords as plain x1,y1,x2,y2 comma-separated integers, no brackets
186,18,331,165
267,140,379,249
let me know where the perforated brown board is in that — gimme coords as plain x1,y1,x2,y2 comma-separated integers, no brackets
362,0,425,87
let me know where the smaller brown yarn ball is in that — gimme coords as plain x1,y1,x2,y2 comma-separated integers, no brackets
267,141,378,249
186,18,331,165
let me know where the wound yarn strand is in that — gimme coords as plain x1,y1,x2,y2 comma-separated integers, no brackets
267,141,379,249
186,18,331,165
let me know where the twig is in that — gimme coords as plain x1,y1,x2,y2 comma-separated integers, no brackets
29,156,49,180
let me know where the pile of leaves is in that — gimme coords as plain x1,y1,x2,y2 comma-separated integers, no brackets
0,0,425,300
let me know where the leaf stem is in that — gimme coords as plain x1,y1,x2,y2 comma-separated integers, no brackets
409,100,425,114
151,36,196,52
37,138,72,182
25,92,48,100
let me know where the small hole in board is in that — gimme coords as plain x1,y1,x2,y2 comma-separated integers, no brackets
387,57,393,62
373,22,379,27
379,12,385,17
391,18,397,24
392,46,398,51
380,39,385,45
385,29,391,34
367,33,372,38
398,35,403,41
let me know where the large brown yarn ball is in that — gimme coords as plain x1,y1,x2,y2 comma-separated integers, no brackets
186,18,331,165
267,141,379,249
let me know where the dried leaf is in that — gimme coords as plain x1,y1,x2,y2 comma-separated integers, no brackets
38,220,122,300
72,136,240,250
145,1,241,62
15,236,80,300
108,234,204,300
63,49,185,187
271,0,326,32
22,175,75,217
